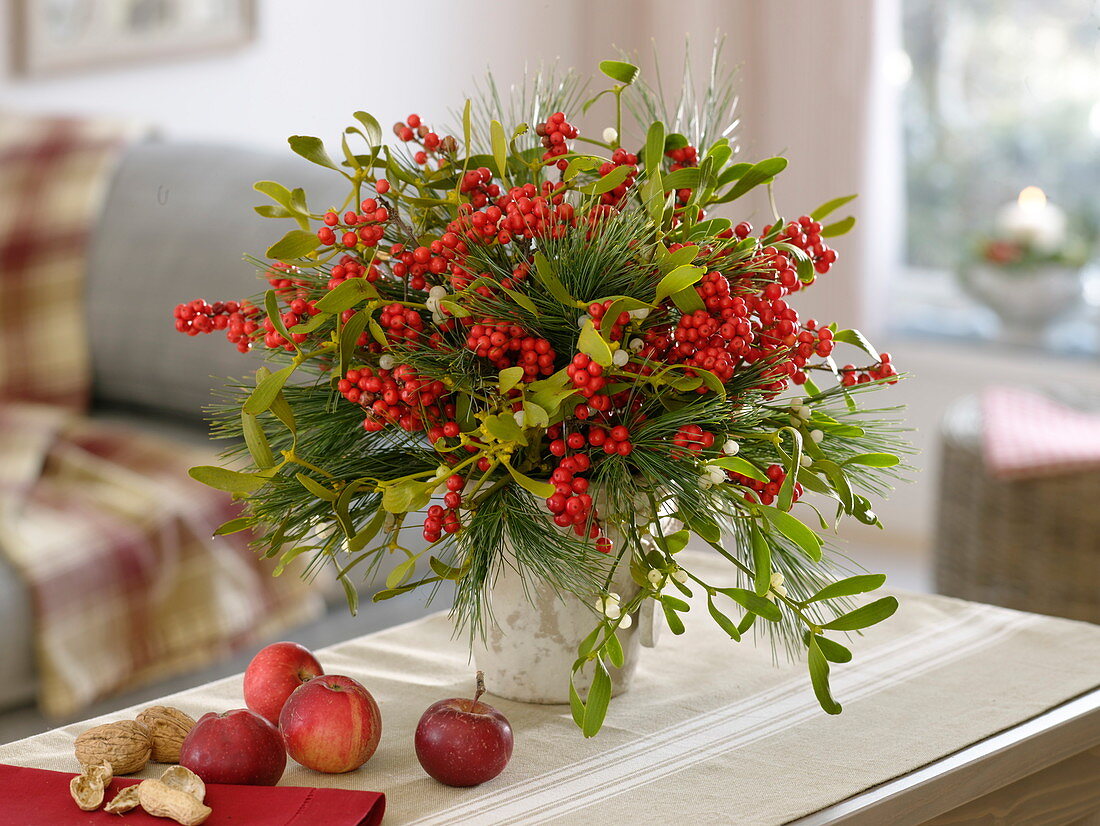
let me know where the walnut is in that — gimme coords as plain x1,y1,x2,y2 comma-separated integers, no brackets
74,720,152,775
136,706,196,763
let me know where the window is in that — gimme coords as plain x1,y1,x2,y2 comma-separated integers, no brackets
896,1,1100,350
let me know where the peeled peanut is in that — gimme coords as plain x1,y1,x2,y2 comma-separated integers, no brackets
138,779,211,826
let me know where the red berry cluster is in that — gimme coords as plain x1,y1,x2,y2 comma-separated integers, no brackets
535,112,578,171
262,296,321,351
465,322,556,379
423,474,465,542
450,182,575,248
671,424,715,459
173,299,259,353
317,196,390,250
566,353,611,413
266,262,309,297
728,464,803,507
393,114,455,167
389,232,467,291
764,215,839,286
540,441,610,550
378,302,426,344
840,352,898,386
459,167,501,209
598,148,638,207
338,365,454,433
328,255,380,289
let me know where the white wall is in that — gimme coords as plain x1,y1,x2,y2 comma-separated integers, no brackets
0,1,587,150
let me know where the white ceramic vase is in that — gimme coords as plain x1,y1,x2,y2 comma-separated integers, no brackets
472,541,644,705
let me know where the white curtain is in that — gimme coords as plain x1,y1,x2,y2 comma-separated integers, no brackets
575,0,903,338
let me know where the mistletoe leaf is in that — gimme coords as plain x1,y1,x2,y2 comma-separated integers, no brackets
241,412,275,469
578,164,631,196
717,587,782,622
582,658,612,737
808,636,843,714
504,463,554,498
577,319,613,368
266,229,319,261
599,59,639,85
288,135,339,170
314,276,379,313
654,264,704,304
711,456,767,482
532,252,576,305
189,466,265,495
243,364,295,415
749,524,772,597
490,119,508,179
821,215,857,238
843,453,901,468
498,366,525,394
811,194,857,221
352,111,383,148
821,596,899,631
644,120,665,170
296,473,337,501
707,595,742,641
757,505,823,561
714,156,788,203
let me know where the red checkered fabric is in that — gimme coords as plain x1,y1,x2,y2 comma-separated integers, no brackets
0,114,137,409
0,404,324,717
982,386,1100,480
0,114,324,716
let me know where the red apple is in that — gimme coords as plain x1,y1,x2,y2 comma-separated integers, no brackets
415,672,513,787
179,708,286,786
279,674,381,773
243,641,324,725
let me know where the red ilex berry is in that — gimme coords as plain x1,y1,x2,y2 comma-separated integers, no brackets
535,112,578,171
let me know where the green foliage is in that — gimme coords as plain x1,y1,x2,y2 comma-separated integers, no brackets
183,46,913,740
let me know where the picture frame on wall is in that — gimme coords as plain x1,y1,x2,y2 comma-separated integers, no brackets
11,0,256,77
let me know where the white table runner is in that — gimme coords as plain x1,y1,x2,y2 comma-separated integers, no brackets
3,551,1100,825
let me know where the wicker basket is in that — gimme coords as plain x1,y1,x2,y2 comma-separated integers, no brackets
934,394,1100,624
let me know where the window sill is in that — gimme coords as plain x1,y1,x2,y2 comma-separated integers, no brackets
886,265,1100,359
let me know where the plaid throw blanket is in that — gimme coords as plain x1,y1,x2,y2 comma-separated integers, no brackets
0,115,322,716
0,114,142,410
0,405,324,717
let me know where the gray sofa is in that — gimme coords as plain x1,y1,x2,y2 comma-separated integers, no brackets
0,139,425,714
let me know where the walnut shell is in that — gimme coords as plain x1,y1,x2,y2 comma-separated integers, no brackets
74,720,152,775
136,706,196,763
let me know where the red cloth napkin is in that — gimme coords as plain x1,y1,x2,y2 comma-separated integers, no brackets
0,764,385,825
982,386,1100,480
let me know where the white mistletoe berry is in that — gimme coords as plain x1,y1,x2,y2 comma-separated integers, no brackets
428,285,448,299
810,429,824,444
577,314,591,329
722,440,740,455
800,454,813,468
602,126,618,144
629,307,650,320
612,348,630,367
619,613,633,629
378,354,395,370
647,569,664,586
671,569,688,583
629,337,645,352
513,409,526,427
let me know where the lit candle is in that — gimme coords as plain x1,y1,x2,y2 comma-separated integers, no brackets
995,186,1066,253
